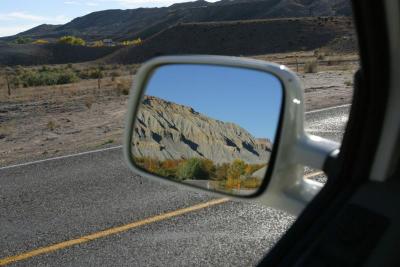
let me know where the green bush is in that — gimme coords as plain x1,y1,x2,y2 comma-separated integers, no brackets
14,37,32,44
19,68,78,87
177,158,211,180
9,76,21,88
90,69,103,79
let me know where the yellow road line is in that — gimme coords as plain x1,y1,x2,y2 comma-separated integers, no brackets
0,172,324,265
304,171,324,179
0,198,230,266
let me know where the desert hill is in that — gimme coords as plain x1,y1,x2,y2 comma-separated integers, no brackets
0,43,119,66
105,16,355,64
0,0,356,66
2,0,351,42
132,96,272,164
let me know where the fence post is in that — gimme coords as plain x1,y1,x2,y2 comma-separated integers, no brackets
5,72,11,96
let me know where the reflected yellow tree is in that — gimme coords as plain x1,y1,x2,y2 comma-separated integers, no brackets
226,159,246,189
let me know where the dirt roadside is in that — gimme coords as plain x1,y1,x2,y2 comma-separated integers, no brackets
0,59,356,167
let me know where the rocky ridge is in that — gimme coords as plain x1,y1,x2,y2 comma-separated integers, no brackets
132,96,272,164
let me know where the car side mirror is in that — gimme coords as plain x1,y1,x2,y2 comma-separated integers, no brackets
124,55,339,215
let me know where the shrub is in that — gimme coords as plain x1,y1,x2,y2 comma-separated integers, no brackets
244,163,265,176
47,120,57,131
110,71,120,81
58,36,86,46
40,65,49,72
76,69,89,79
14,66,23,75
14,37,32,44
101,139,114,146
58,70,79,84
33,39,49,45
19,68,79,87
344,80,353,86
317,53,325,60
133,38,142,46
227,159,246,181
202,159,216,177
92,40,104,47
116,80,130,96
156,168,177,178
177,158,211,180
215,163,230,181
122,38,142,46
161,159,181,169
9,76,21,88
241,177,262,189
84,97,94,109
89,68,103,79
304,60,318,73
142,158,161,173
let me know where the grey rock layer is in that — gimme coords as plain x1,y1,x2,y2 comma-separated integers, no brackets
132,96,272,164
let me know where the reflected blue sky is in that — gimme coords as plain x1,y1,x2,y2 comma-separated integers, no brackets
145,64,283,140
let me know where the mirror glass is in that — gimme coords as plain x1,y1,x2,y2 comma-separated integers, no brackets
131,64,283,196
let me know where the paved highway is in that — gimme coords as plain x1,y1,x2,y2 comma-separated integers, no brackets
0,104,350,266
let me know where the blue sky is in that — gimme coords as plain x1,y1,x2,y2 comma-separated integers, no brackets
145,65,283,140
0,0,219,37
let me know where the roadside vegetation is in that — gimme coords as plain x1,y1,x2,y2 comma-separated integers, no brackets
134,157,266,190
0,51,356,167
13,36,33,44
121,38,142,46
0,64,138,93
10,35,143,48
304,60,319,73
58,36,86,46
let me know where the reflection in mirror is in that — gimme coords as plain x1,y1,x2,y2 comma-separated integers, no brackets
131,64,283,196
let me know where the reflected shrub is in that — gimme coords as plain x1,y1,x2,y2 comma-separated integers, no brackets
134,156,266,189
176,158,211,180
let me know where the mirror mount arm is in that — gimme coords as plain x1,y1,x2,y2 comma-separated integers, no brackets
293,134,340,171
273,135,339,214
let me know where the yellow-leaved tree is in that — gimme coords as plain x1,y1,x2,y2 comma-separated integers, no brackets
33,39,49,45
227,159,246,189
58,36,86,46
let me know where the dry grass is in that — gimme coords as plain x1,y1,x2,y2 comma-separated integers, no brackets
0,120,16,139
115,79,131,96
84,96,95,109
0,63,135,166
344,80,353,86
0,57,355,166
251,51,359,72
46,120,59,131
304,60,319,73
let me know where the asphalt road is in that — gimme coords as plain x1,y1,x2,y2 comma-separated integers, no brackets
0,104,350,267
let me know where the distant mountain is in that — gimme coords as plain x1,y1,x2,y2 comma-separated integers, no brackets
132,96,272,164
0,16,355,66
2,0,351,41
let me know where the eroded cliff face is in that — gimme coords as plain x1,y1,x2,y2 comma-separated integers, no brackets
132,96,272,164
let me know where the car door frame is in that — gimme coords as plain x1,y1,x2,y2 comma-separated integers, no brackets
258,0,392,266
